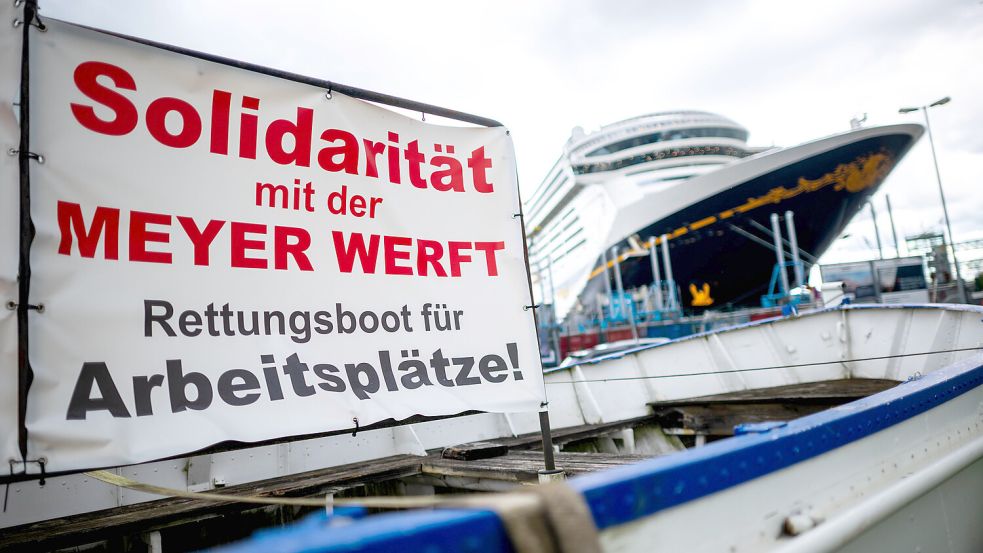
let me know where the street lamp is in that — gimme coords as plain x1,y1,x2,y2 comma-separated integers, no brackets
899,96,967,303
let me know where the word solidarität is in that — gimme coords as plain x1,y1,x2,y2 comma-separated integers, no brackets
66,344,524,420
70,61,497,195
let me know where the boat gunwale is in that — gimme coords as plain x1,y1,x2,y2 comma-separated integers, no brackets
545,303,982,373
570,344,983,529
217,304,983,552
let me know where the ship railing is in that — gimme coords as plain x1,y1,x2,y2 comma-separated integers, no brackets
761,260,808,308
637,281,681,321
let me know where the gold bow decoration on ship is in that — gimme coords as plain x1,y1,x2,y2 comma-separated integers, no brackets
689,283,714,307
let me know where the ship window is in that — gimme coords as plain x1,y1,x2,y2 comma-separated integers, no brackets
585,127,748,157
553,237,587,263
528,176,569,220
573,145,749,175
625,160,719,177
641,174,693,185
543,208,576,236
560,214,580,233
527,160,565,209
534,211,579,253
548,227,584,256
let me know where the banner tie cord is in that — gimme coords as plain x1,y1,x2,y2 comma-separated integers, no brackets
6,301,43,312
7,148,43,163
11,8,44,31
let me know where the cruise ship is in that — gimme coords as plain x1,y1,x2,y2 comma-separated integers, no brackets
525,111,923,319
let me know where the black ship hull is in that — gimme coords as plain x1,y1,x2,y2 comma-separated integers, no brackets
581,131,919,312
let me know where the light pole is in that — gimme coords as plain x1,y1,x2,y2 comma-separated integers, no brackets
867,200,884,260
899,96,967,304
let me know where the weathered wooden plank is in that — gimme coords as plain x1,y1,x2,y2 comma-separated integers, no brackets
654,403,828,436
422,450,651,483
496,415,659,450
442,441,510,461
651,378,898,407
3,416,662,551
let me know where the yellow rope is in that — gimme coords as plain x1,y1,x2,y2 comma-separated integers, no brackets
86,469,601,553
86,469,456,509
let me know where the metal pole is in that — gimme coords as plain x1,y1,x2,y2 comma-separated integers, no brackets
547,258,557,308
534,265,552,363
537,266,548,309
611,247,640,341
885,195,902,258
507,155,554,476
870,260,882,303
867,200,884,260
784,210,804,289
538,410,556,472
748,219,819,264
547,258,561,362
649,237,664,311
93,29,504,129
600,249,614,318
923,108,968,303
595,295,605,341
660,234,676,311
770,213,789,294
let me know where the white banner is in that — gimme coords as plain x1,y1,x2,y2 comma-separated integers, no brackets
23,19,543,473
1,1,23,467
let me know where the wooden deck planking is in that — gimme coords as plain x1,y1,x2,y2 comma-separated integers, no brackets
423,451,652,484
651,378,899,407
650,378,900,436
0,417,660,551
0,454,423,551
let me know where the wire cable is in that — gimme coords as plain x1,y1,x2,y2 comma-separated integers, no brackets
545,346,983,384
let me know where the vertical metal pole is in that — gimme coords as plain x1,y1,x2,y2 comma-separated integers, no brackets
870,260,882,303
534,265,554,364
649,237,664,311
537,266,548,309
660,234,675,311
595,295,605,341
538,410,556,472
600,249,613,317
509,169,555,474
547,258,557,308
611,247,639,341
885,195,902,258
923,108,968,304
867,200,884,260
547,258,561,362
784,211,804,289
770,213,789,294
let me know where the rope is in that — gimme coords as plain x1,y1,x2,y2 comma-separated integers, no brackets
85,470,604,552
546,346,983,384
86,469,448,509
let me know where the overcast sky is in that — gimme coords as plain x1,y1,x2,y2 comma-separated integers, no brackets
40,0,983,271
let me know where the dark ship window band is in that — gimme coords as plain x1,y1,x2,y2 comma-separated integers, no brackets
527,171,569,216
585,127,749,157
574,145,750,174
552,238,587,264
535,217,582,257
